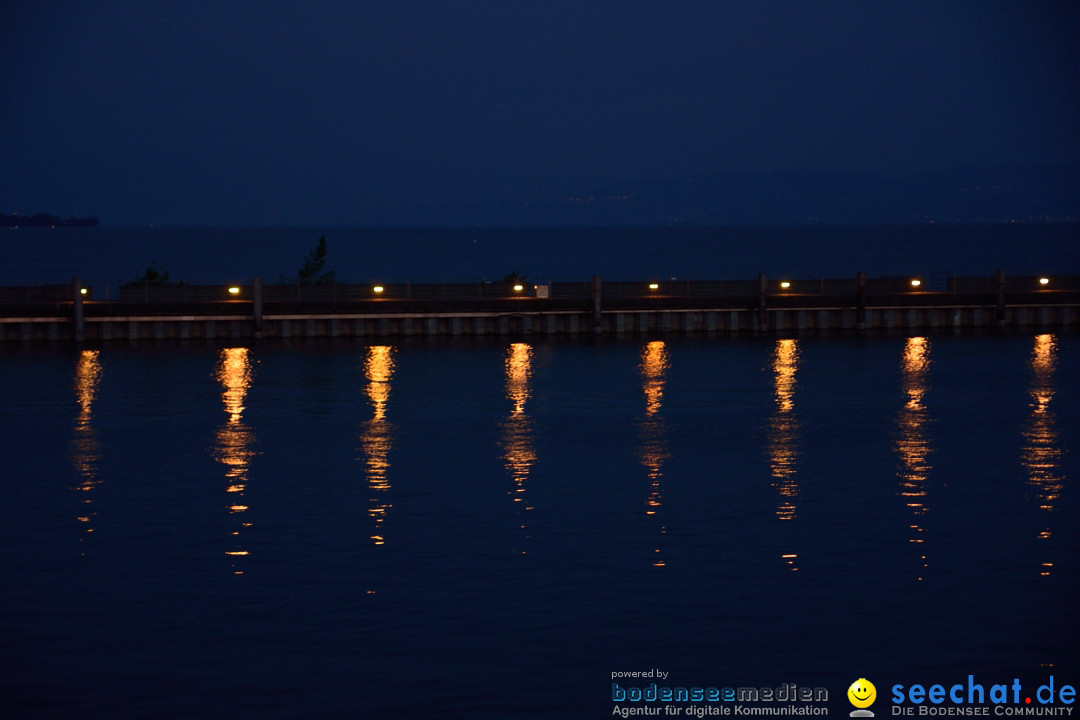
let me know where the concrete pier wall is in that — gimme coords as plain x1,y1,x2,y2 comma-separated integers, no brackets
3,274,1078,342
2,303,1077,343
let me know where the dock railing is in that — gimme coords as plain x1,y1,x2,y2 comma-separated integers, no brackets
2,272,1078,342
2,272,1079,307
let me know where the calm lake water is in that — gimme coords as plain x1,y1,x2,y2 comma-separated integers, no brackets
4,223,1079,288
2,331,1078,719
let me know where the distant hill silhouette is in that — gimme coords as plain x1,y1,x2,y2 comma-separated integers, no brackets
2,211,99,227
367,163,1080,226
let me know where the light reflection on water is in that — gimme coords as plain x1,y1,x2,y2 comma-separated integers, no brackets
214,347,257,572
16,332,1075,716
72,349,103,545
1023,334,1063,577
767,338,801,571
500,342,535,555
360,345,396,547
896,336,932,581
639,340,670,568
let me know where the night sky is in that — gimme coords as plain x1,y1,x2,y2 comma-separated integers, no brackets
2,1,1078,227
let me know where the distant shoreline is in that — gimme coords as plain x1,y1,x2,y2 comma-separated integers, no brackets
2,212,98,228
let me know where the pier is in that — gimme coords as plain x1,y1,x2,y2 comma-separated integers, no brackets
1,273,1077,343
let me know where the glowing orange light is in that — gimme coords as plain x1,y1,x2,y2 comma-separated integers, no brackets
897,337,932,573
215,347,256,568
228,286,241,295
373,285,384,294
769,339,800,527
910,279,922,288
80,287,88,295
780,281,790,289
1024,335,1062,560
648,283,659,290
513,284,524,292
1039,277,1050,286
72,349,103,535
361,345,396,546
641,341,669,417
501,343,535,553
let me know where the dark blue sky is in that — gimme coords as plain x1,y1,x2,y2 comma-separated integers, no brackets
2,1,1078,226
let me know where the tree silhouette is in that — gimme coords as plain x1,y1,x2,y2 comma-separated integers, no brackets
503,270,527,283
127,260,171,286
291,235,337,285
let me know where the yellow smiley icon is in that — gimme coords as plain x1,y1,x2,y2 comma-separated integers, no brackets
848,678,876,709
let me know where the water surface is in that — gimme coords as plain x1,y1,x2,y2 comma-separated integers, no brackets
2,331,1077,718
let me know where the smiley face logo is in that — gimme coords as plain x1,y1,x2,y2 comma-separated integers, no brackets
848,678,877,709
